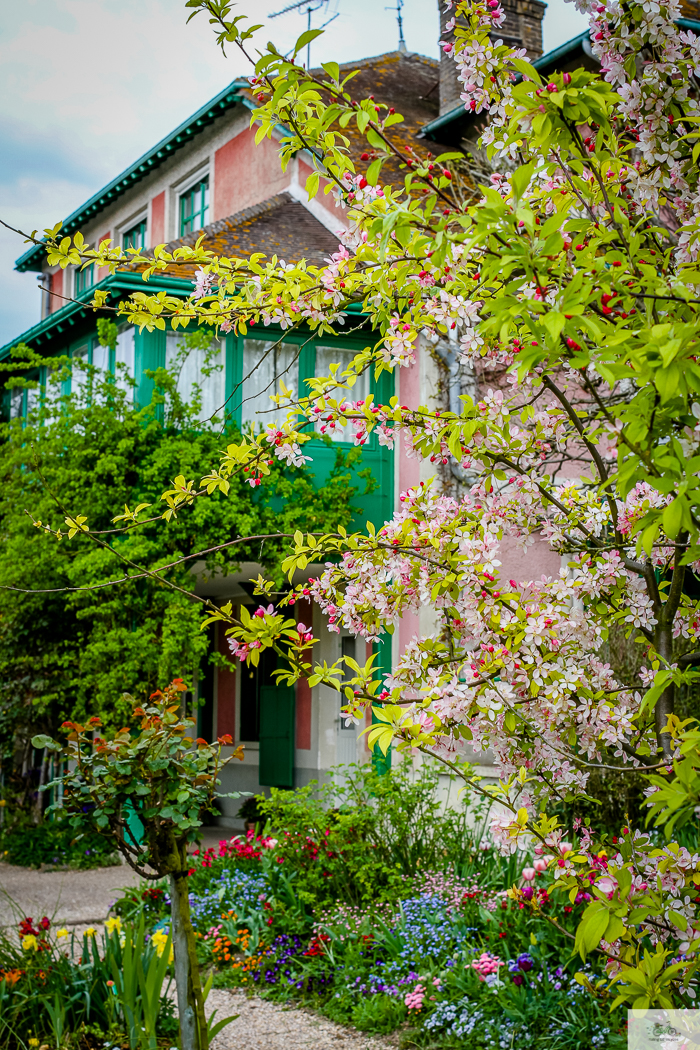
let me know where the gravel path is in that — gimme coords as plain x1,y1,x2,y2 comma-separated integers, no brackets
207,989,399,1050
0,860,141,928
0,827,229,928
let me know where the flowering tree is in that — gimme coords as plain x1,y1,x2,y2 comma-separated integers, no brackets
16,0,700,1010
33,680,242,1049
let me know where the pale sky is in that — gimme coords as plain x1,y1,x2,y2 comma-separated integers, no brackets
0,0,588,346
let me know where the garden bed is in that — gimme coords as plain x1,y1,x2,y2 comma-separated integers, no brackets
121,764,628,1049
0,764,632,1048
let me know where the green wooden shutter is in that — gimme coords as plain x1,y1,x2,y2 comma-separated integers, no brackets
134,328,165,409
259,685,295,788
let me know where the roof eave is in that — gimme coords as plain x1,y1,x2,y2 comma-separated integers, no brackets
15,78,251,274
0,272,195,360
419,20,700,138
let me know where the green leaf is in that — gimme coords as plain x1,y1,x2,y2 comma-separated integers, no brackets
366,159,383,186
662,498,684,539
305,171,320,200
321,61,340,82
575,901,611,959
511,161,537,204
31,734,61,751
293,28,323,57
512,58,542,84
366,128,386,151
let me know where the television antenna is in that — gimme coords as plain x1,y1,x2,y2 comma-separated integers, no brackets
385,0,407,54
269,0,339,69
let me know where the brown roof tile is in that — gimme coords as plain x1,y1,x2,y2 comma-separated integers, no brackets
132,192,340,279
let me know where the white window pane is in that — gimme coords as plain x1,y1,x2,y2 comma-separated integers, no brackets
26,386,40,418
71,344,89,401
115,326,135,398
92,344,109,372
241,339,298,431
10,388,23,419
315,345,370,442
165,333,225,424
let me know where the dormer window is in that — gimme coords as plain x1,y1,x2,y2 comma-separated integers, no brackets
180,176,209,236
123,218,147,251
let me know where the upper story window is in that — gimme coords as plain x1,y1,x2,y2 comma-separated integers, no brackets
75,264,94,296
115,326,135,398
123,218,147,252
10,387,24,420
71,342,90,401
180,177,209,237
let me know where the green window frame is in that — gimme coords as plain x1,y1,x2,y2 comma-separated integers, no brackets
61,334,113,398
180,177,209,236
228,332,383,444
74,264,94,296
123,218,147,251
225,330,394,532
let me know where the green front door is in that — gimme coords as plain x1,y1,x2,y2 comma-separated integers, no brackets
259,685,296,788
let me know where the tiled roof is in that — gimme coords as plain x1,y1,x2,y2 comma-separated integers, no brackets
237,49,447,180
132,192,341,277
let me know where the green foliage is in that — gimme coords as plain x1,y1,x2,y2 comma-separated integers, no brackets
0,916,177,1050
351,993,407,1033
0,811,119,870
42,682,242,1050
0,347,360,782
158,776,624,1047
42,682,241,871
645,717,700,836
256,760,488,908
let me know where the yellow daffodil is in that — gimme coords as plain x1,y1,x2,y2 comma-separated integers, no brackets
56,928,69,939
105,916,122,934
151,929,174,963
28,1040,39,1048
21,935,38,951
84,927,97,938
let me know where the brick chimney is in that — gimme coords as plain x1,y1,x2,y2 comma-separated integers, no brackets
438,0,547,116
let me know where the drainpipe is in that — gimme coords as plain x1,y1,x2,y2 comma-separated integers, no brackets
433,336,475,485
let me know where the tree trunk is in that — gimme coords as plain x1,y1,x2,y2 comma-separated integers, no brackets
655,622,675,760
33,747,48,824
169,845,209,1050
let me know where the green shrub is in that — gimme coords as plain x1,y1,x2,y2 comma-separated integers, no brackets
0,814,119,869
256,759,490,909
351,993,407,1033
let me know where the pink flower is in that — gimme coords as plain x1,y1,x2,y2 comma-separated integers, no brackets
404,983,425,1010
596,876,616,895
522,867,537,882
533,858,548,873
471,952,503,981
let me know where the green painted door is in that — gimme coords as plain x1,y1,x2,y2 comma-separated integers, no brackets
259,685,296,788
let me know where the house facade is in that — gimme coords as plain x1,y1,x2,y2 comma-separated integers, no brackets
4,2,617,825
